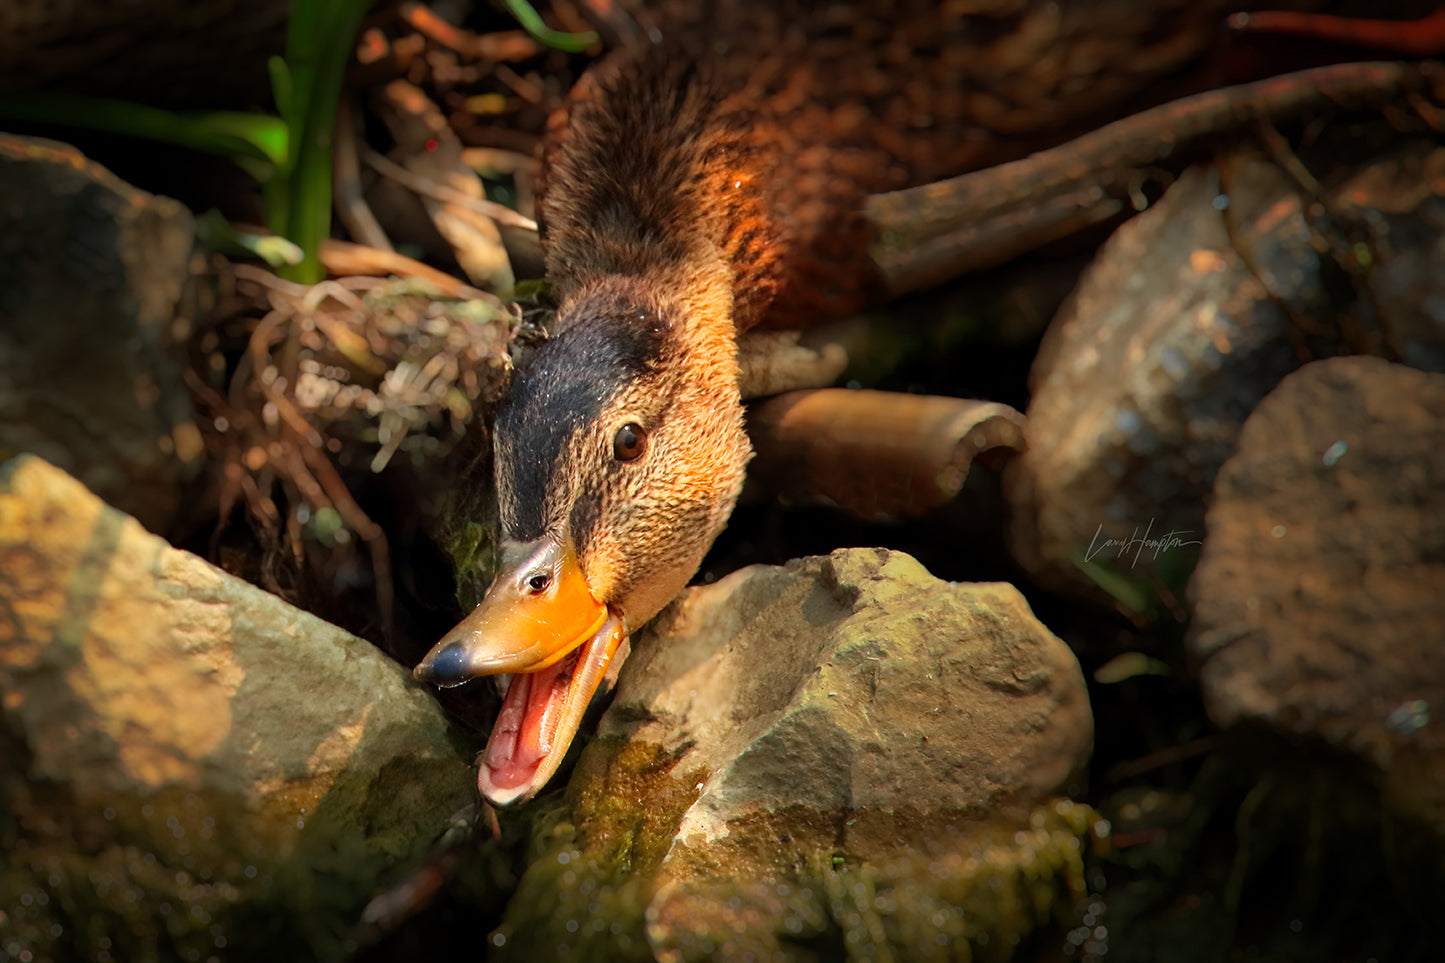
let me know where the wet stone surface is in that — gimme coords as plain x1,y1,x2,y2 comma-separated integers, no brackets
1007,141,1445,605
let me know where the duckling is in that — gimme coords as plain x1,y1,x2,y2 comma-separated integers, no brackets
416,0,1232,804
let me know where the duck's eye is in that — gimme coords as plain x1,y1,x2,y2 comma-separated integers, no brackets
613,423,648,462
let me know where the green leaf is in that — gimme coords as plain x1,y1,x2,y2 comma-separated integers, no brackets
1072,551,1160,618
503,0,600,52
268,55,296,136
195,210,304,267
274,0,374,283
1094,652,1172,684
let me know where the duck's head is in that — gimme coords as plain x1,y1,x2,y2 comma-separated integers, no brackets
415,275,750,805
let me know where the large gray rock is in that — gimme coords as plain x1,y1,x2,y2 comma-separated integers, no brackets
1006,156,1312,602
0,455,477,962
1187,357,1445,836
611,548,1090,817
496,548,1098,961
0,0,287,103
0,135,202,535
1008,139,1445,606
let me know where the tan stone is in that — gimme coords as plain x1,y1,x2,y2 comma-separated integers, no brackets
495,548,1096,961
0,455,476,961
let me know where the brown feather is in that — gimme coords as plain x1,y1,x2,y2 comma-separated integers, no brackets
539,0,1229,331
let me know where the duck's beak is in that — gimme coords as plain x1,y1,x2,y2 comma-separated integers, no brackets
477,613,625,805
414,533,627,805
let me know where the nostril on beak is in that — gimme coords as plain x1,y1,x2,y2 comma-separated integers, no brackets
526,571,552,594
415,641,473,688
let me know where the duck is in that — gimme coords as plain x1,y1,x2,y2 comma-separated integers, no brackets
413,0,1240,805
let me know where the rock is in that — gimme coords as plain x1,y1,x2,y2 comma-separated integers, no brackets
0,455,477,962
0,0,287,105
612,549,1092,816
495,548,1098,961
0,135,202,535
1006,154,1335,603
1007,136,1445,607
1186,358,1445,836
1330,140,1445,375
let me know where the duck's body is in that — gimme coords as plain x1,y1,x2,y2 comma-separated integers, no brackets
540,0,1228,331
417,0,1231,804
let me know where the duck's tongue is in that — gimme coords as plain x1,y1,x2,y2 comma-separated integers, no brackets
483,650,580,792
477,613,627,805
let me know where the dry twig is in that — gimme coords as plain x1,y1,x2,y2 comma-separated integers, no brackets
1228,8,1445,56
334,97,395,251
399,2,541,62
318,239,497,299
186,260,515,631
359,144,538,231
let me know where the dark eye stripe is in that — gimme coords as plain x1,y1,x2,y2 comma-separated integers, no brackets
496,321,659,540
495,300,677,542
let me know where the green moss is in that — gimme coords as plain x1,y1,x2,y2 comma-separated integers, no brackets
441,517,499,612
491,739,708,960
0,779,322,962
491,731,1105,961
817,800,1101,963
0,725,474,963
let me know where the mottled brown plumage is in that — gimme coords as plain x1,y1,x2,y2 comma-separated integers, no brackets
539,0,1229,330
418,0,1235,804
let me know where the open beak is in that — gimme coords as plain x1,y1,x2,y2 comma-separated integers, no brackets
414,533,627,806
477,613,625,805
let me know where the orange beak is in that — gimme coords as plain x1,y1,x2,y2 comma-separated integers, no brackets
414,533,626,805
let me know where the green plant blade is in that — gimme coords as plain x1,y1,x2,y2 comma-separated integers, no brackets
275,0,373,283
0,93,287,172
503,0,599,52
195,209,304,267
1072,550,1161,619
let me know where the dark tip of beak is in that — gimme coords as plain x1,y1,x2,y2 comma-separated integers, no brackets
414,641,474,688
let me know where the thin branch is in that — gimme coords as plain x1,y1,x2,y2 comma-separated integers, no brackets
399,2,542,61
1228,9,1445,57
360,144,539,231
334,97,394,251
317,238,498,300
869,61,1431,297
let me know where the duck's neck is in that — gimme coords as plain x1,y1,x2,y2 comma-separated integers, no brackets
538,36,787,334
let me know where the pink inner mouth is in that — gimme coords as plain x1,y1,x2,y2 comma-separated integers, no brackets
483,647,582,791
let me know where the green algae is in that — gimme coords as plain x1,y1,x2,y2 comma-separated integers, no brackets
642,798,1103,963
491,738,710,961
813,800,1104,963
440,516,499,613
